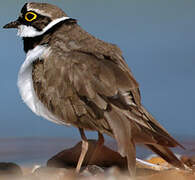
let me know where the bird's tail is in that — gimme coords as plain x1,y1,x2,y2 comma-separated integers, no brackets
104,105,136,176
104,104,185,175
140,106,185,149
136,106,185,168
146,144,184,168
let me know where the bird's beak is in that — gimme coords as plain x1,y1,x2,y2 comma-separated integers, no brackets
3,20,20,29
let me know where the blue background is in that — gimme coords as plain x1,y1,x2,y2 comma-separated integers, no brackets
0,0,194,139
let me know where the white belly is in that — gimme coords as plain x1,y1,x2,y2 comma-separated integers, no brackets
17,45,68,125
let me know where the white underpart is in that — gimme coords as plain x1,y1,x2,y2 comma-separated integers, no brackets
18,45,68,125
17,16,71,37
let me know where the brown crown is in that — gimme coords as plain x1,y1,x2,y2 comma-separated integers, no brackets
27,2,68,20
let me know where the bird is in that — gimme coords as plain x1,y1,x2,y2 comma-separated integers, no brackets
3,2,184,175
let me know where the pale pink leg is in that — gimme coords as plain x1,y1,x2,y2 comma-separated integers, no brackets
76,128,89,172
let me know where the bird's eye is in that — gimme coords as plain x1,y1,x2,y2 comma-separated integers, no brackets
25,12,37,22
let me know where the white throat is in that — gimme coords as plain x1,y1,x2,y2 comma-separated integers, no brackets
17,45,65,125
17,16,71,37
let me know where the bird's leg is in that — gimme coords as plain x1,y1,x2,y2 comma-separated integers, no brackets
97,132,105,146
88,132,104,164
76,128,89,173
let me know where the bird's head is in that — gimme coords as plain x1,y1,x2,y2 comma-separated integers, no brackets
3,2,76,38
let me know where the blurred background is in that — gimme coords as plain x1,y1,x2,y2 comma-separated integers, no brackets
0,0,194,141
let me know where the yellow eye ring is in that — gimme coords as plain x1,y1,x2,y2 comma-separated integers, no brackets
25,12,37,22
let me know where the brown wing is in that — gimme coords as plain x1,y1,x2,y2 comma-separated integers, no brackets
33,48,183,146
32,49,184,170
67,50,184,169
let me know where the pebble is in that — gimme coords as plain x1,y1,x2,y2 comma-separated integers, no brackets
0,162,22,179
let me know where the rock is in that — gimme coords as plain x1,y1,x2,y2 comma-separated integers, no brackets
47,140,127,169
146,156,170,167
0,162,22,178
47,140,162,176
81,165,104,176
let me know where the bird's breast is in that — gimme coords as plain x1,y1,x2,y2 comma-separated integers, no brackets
17,45,69,125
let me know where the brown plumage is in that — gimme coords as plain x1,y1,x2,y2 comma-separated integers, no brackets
32,23,184,173
4,2,185,175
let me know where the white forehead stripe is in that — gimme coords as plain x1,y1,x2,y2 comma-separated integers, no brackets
27,3,51,17
28,8,51,18
17,16,71,37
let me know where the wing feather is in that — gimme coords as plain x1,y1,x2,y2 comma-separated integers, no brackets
33,48,183,171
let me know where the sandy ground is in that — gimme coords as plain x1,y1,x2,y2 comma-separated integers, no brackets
1,138,195,179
